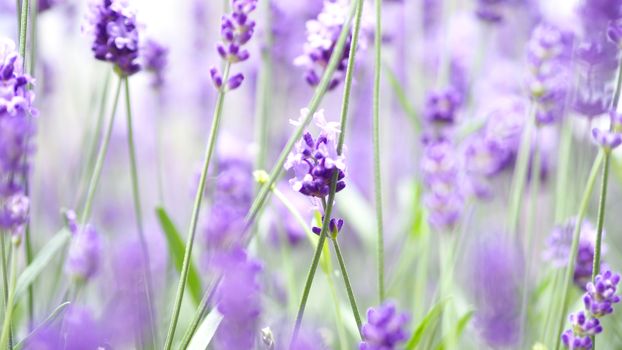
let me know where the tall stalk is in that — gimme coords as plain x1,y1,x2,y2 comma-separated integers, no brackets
372,0,385,303
508,104,535,234
123,78,158,347
163,62,231,350
0,240,18,349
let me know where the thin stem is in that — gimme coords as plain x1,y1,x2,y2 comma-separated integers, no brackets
124,77,158,348
591,152,611,281
508,104,535,234
163,62,232,350
245,0,361,226
0,232,12,348
80,77,123,224
554,118,573,222
372,0,385,303
554,151,604,350
254,0,272,172
290,195,334,346
0,241,18,349
519,129,541,348
177,277,221,350
331,237,363,334
18,0,29,64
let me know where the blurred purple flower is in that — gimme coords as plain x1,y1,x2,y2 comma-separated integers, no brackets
210,0,258,90
142,38,168,88
26,306,105,349
64,210,102,282
84,0,141,76
423,87,462,126
591,127,622,150
608,18,622,47
475,0,507,23
212,247,262,350
468,236,522,347
284,109,346,198
359,301,409,350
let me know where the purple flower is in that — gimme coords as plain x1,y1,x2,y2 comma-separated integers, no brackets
84,0,141,76
0,193,29,234
64,210,102,281
422,87,462,125
475,0,507,23
142,38,168,88
468,236,522,347
294,0,354,90
359,301,409,350
420,139,465,230
26,306,105,349
526,23,572,125
210,0,258,91
544,218,603,288
311,217,343,237
591,127,622,150
561,311,601,349
583,270,621,317
38,0,61,12
608,18,622,47
284,109,346,198
212,247,262,350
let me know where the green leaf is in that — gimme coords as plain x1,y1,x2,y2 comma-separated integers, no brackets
187,308,223,349
434,310,474,350
383,63,419,131
14,229,71,303
405,299,448,350
156,206,202,305
13,302,72,350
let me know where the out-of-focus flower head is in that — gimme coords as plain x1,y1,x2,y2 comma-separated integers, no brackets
420,138,465,230
284,108,346,198
210,0,258,90
475,0,510,23
64,210,102,282
294,0,364,90
25,306,105,349
468,235,522,347
359,301,410,350
212,247,262,350
423,87,462,126
142,38,168,88
544,218,604,288
591,127,622,151
84,0,141,76
526,23,573,125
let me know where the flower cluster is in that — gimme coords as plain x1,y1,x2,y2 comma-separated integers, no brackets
213,247,262,350
284,109,346,198
423,87,462,126
562,271,621,349
359,301,409,350
420,139,464,230
544,218,604,288
475,0,508,23
203,155,254,254
526,23,572,125
311,217,343,238
210,0,258,91
294,0,353,90
591,111,622,151
142,38,168,89
85,0,141,76
0,38,36,235
64,210,102,282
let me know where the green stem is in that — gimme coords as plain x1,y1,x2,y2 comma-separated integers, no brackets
177,277,220,350
508,104,535,234
554,118,573,222
80,76,123,224
519,129,541,348
124,77,158,348
163,62,231,350
554,151,604,350
245,0,362,226
372,0,385,303
0,232,12,348
18,0,29,63
254,0,272,172
591,152,610,280
331,237,363,334
0,241,18,349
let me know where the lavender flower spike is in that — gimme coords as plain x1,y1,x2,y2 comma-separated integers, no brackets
210,0,258,91
142,38,168,88
64,210,102,282
284,108,346,198
583,270,621,317
591,127,622,151
85,0,141,76
360,301,410,350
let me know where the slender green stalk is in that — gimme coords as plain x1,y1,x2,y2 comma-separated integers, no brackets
372,0,385,303
15,1,21,35
290,194,335,346
254,0,272,172
163,62,232,350
519,130,541,348
508,104,535,234
0,241,18,349
554,118,573,222
80,77,123,224
18,0,29,62
0,232,12,348
554,151,604,350
245,0,361,226
331,237,363,333
123,78,158,348
177,277,221,350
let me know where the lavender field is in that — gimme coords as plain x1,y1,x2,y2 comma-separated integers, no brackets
1,0,622,349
